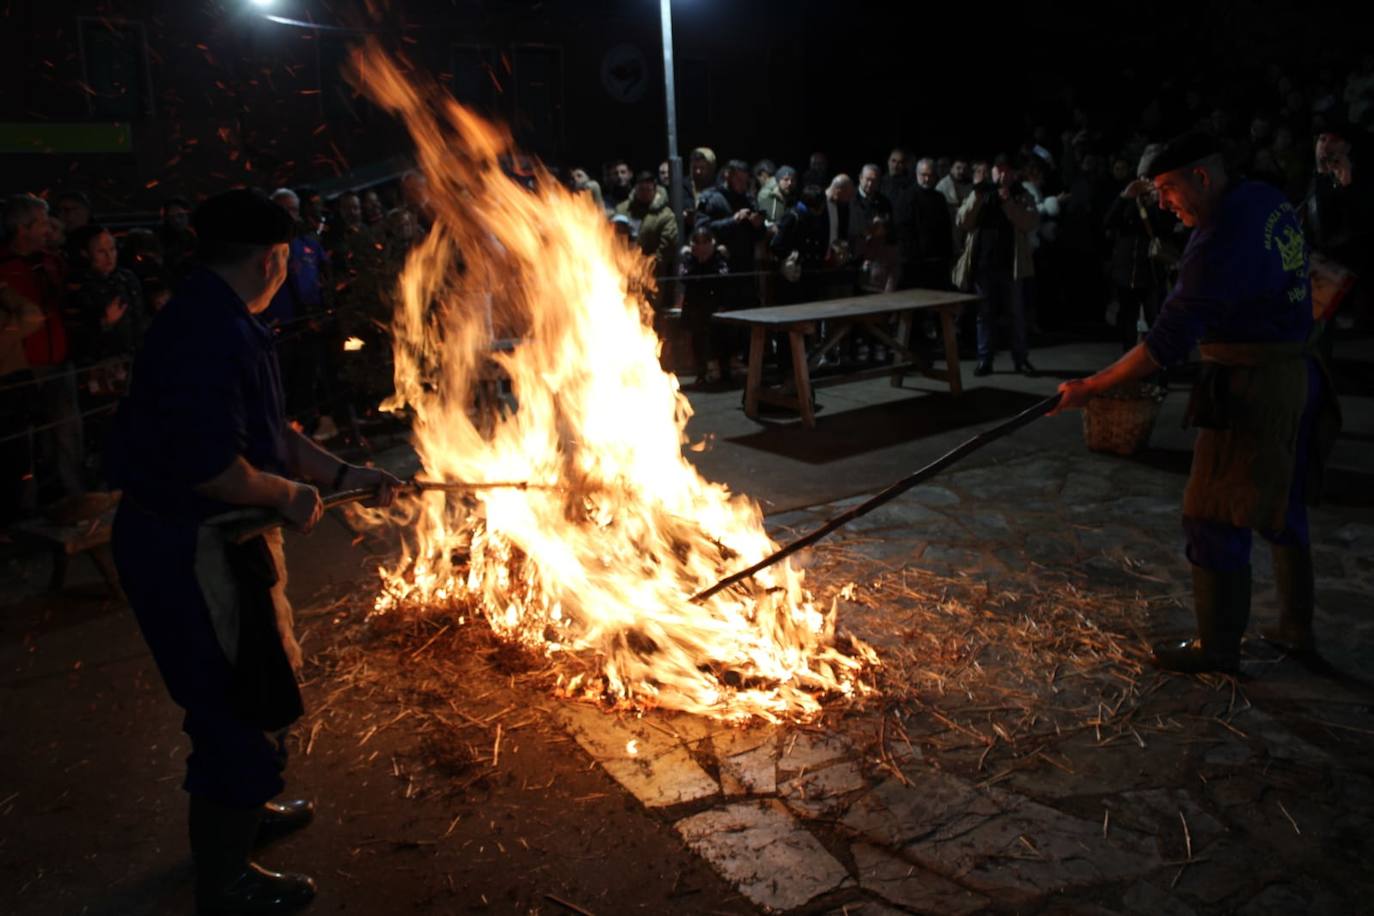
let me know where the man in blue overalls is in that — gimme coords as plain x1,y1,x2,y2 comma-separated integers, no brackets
1054,132,1340,674
109,190,399,913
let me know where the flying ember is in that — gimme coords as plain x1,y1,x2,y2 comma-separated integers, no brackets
348,42,876,722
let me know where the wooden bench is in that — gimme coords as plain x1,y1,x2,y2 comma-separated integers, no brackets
9,492,123,598
714,289,979,427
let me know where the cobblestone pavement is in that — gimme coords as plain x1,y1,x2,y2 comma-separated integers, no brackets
549,447,1374,914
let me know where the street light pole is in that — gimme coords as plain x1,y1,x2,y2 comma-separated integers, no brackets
659,0,685,248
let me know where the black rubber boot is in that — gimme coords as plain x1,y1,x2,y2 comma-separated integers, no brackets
256,799,315,848
1152,564,1251,674
1262,544,1316,653
190,796,317,914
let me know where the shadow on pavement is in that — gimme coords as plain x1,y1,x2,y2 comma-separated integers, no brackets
725,387,1045,464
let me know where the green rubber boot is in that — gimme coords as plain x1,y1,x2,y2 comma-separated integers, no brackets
190,796,317,914
1261,544,1316,653
1152,564,1251,674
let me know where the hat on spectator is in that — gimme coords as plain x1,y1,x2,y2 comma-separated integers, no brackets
1136,143,1166,178
193,189,295,246
690,147,717,166
1142,132,1221,179
1312,111,1359,142
775,165,798,181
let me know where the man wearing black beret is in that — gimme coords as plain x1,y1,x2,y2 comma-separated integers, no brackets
1052,132,1341,675
108,189,400,912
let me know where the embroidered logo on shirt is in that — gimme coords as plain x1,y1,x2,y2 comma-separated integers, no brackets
1275,225,1305,273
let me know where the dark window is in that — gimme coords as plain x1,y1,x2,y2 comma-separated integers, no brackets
79,18,152,120
451,45,502,116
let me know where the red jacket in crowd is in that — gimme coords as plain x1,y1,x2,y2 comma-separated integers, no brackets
0,243,68,367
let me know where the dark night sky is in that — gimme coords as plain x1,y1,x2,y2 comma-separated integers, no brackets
0,0,1364,211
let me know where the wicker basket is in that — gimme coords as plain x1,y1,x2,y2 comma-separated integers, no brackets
1082,384,1166,456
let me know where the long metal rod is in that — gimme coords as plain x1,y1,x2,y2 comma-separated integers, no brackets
210,479,550,544
410,479,554,492
689,393,1063,603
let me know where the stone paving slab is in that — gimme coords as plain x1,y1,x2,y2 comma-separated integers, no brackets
715,729,779,797
843,770,1161,905
903,793,1161,904
777,731,854,773
675,800,850,911
851,842,990,915
545,444,1373,912
1107,788,1228,854
552,703,719,808
778,759,866,819
842,772,1006,848
1121,881,1199,916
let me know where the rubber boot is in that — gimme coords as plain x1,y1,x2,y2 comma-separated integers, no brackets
1261,544,1316,653
190,795,317,914
256,799,315,848
1152,564,1251,674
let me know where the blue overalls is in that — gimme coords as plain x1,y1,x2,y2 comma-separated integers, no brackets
109,267,294,808
1142,181,1320,573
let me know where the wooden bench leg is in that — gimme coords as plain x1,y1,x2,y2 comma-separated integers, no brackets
890,312,913,388
48,548,69,593
940,306,963,395
789,330,816,428
744,326,766,419
89,544,125,602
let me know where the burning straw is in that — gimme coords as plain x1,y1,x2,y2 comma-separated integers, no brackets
342,42,875,722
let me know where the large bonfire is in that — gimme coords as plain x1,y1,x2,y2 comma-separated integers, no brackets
349,43,875,722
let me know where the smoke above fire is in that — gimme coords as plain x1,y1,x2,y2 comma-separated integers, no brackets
347,42,875,722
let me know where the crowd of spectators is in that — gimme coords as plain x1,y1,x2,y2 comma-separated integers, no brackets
1,57,1371,538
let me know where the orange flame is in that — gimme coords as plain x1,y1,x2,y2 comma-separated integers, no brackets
348,43,875,722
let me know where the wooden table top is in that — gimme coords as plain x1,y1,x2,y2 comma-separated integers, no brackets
714,289,979,326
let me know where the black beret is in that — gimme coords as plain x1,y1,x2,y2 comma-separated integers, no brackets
192,189,295,246
1312,111,1359,142
1142,132,1222,179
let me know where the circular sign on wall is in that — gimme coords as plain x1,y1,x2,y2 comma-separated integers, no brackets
601,44,648,104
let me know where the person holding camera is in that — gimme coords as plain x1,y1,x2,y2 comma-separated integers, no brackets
955,153,1040,376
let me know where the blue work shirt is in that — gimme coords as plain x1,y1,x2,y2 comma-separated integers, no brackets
261,232,327,325
1144,181,1312,367
108,266,291,523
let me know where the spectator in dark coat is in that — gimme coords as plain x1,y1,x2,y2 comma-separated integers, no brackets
676,227,732,383
854,164,893,232
695,159,766,307
604,159,634,212
802,152,832,190
880,148,914,204
157,196,198,284
1105,176,1173,351
54,190,93,241
903,159,955,289
771,185,831,305
63,225,145,369
1307,121,1373,329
